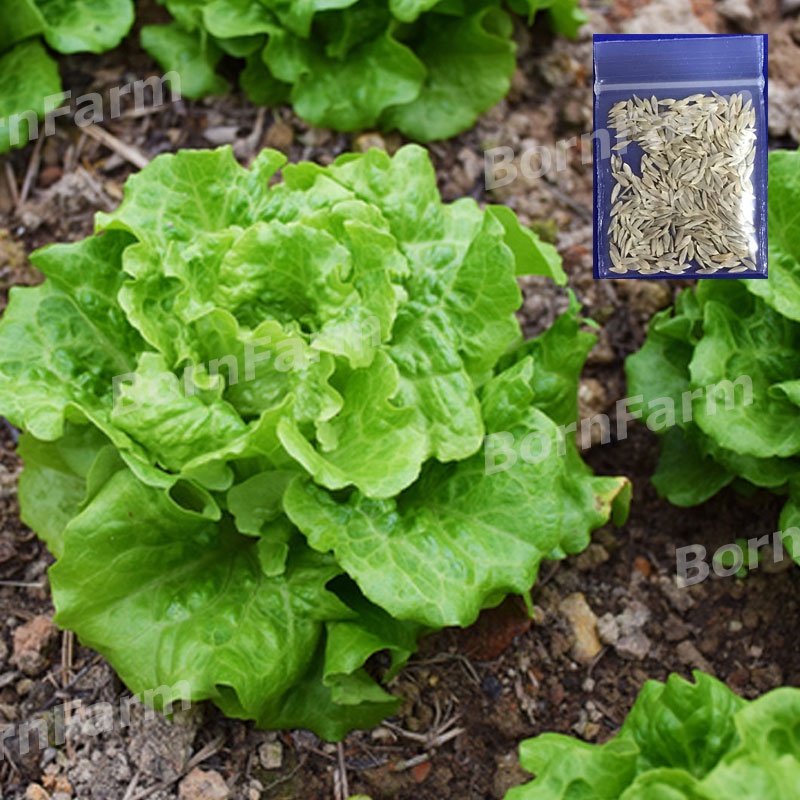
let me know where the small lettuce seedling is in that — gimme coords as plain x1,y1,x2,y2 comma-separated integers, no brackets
141,0,586,142
0,145,628,738
507,671,800,800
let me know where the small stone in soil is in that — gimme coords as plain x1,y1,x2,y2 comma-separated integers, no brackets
597,613,620,646
11,615,58,677
258,741,283,770
178,767,230,800
559,593,602,665
615,632,652,661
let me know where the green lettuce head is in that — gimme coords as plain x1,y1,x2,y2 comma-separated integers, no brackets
625,149,800,566
141,0,587,142
507,672,800,800
0,144,628,738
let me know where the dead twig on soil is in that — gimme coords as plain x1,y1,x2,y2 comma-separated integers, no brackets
0,580,45,588
3,159,19,207
121,768,143,800
243,107,267,165
390,751,433,773
19,135,44,207
61,630,74,688
384,701,465,750
1,741,21,775
383,723,465,750
334,741,350,800
82,125,149,171
587,645,609,679
39,654,104,711
407,652,481,687
119,104,174,120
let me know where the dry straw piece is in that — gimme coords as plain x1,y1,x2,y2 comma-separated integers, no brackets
606,92,758,276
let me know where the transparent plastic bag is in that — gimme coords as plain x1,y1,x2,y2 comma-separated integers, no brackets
593,34,768,280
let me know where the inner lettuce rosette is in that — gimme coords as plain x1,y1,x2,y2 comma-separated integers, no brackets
0,144,629,738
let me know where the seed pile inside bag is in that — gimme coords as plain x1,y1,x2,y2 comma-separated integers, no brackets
607,92,757,276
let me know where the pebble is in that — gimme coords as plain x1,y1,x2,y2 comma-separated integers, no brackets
178,768,230,800
658,575,696,613
676,641,714,674
25,786,50,800
559,593,602,665
633,556,651,578
616,601,650,634
202,126,240,146
258,741,283,770
264,121,294,152
615,632,652,661
716,0,754,26
575,543,610,572
370,727,397,743
39,166,63,188
11,615,59,677
663,614,692,643
622,0,714,34
597,613,619,646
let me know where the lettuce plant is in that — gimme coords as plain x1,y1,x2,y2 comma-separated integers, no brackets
506,671,800,799
141,0,586,142
0,144,628,738
626,149,800,563
0,0,135,152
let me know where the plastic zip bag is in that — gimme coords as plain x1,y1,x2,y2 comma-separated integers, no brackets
593,34,768,280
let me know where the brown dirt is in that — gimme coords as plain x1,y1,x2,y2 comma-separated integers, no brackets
1,2,798,798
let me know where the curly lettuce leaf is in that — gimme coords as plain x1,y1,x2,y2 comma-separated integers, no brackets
49,466,416,740
91,146,560,492
36,0,134,53
16,423,111,558
650,427,734,507
0,0,46,52
285,355,629,628
140,22,228,98
779,489,800,566
380,6,516,141
746,149,800,321
0,232,142,440
0,40,62,154
689,284,800,460
268,29,427,132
